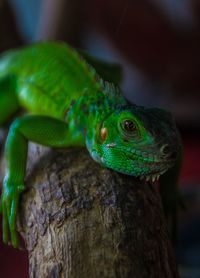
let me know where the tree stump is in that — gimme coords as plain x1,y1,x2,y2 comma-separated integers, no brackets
12,144,180,278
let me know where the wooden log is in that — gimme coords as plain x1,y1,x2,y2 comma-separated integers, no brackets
13,144,180,278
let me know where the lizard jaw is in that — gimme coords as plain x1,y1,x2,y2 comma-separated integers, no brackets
139,169,167,183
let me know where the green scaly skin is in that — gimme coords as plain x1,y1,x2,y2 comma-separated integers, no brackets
0,42,181,248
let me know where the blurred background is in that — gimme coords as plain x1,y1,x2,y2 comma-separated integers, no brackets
0,0,200,277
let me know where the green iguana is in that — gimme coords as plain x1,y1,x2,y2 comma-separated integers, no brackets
0,42,182,248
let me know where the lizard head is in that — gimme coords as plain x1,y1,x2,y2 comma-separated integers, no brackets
87,104,181,182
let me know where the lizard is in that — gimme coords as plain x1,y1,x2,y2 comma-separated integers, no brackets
0,41,182,248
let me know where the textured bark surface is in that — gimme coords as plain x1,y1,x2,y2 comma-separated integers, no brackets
9,143,180,278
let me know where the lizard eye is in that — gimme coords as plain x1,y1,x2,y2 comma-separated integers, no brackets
121,120,137,133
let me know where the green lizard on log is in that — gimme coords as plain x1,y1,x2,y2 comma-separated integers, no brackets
0,42,182,248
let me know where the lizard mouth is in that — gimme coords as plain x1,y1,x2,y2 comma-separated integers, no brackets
104,144,175,182
139,169,167,183
125,152,173,182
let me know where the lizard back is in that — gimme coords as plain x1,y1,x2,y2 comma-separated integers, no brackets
0,42,101,119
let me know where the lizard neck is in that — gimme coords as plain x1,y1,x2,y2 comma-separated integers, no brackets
65,86,128,152
73,89,128,161
79,90,127,131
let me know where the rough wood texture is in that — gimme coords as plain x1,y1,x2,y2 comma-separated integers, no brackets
12,143,180,278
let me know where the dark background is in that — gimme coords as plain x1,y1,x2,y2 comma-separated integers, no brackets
0,0,200,277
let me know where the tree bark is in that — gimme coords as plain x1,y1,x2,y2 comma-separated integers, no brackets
6,143,180,278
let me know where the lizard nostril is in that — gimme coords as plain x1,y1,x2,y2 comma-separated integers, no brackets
160,144,171,156
160,144,177,160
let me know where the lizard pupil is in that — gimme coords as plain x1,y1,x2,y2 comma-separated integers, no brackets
123,120,136,132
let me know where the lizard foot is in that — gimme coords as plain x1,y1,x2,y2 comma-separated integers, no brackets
0,179,25,248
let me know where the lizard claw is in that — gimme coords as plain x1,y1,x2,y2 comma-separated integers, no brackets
1,180,25,248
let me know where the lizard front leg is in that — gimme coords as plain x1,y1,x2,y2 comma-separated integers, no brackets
0,75,19,126
0,115,81,248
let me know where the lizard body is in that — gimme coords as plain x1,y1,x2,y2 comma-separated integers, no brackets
0,42,182,248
